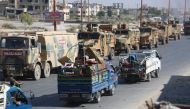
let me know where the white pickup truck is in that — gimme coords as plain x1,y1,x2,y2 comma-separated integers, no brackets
120,50,161,82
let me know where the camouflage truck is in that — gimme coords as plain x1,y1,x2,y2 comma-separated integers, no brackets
78,24,116,59
113,24,140,54
139,27,159,49
0,31,78,80
144,21,171,45
168,20,182,40
78,31,116,60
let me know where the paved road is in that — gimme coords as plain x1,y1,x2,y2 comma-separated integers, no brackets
21,35,190,109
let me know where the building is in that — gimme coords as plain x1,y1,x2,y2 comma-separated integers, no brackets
69,1,91,18
0,0,8,16
113,3,123,9
57,2,70,20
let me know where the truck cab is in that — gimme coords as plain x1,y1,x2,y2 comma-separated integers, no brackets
0,34,41,80
0,84,32,109
139,27,159,49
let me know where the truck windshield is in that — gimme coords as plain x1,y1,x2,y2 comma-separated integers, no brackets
140,28,151,33
115,30,129,35
78,33,100,39
0,37,29,49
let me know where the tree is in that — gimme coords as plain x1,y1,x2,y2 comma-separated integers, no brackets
107,9,112,17
20,13,33,27
97,11,105,18
148,7,161,17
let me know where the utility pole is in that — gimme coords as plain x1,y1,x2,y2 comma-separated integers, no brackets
53,0,57,31
140,0,143,27
81,0,83,32
88,0,90,23
183,0,187,23
168,0,170,24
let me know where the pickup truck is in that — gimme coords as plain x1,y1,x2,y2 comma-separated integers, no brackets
0,84,33,109
57,61,118,103
119,50,161,82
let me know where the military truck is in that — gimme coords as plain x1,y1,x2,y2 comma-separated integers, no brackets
114,24,140,54
168,20,182,40
78,24,116,59
0,31,78,80
139,27,159,49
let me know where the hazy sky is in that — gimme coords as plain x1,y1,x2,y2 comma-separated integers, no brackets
63,0,189,9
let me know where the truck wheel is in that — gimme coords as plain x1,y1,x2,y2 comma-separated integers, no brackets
42,62,51,78
108,85,115,96
148,43,152,49
33,64,41,80
147,73,151,82
178,34,181,40
93,92,101,103
155,69,159,78
174,35,177,40
166,38,169,44
162,39,165,45
155,42,158,48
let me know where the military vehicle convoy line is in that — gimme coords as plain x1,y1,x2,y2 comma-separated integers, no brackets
0,19,182,81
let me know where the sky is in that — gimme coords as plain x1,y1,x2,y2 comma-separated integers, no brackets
62,0,189,9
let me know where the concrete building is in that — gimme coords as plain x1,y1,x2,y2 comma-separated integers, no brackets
0,0,8,16
69,1,91,18
113,3,123,9
57,2,70,20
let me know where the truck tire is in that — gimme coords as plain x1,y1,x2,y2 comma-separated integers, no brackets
161,39,165,45
146,73,151,82
154,69,159,78
148,43,152,49
93,92,101,103
178,34,181,40
42,62,51,78
33,64,41,80
108,85,115,96
166,38,169,44
154,42,158,48
174,35,177,40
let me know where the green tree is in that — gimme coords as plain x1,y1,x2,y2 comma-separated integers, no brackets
148,7,161,16
20,13,33,27
107,9,112,17
97,11,105,18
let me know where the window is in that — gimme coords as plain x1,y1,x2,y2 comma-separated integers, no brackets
27,0,32,2
35,0,38,3
35,6,40,10
20,0,23,2
28,5,33,11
